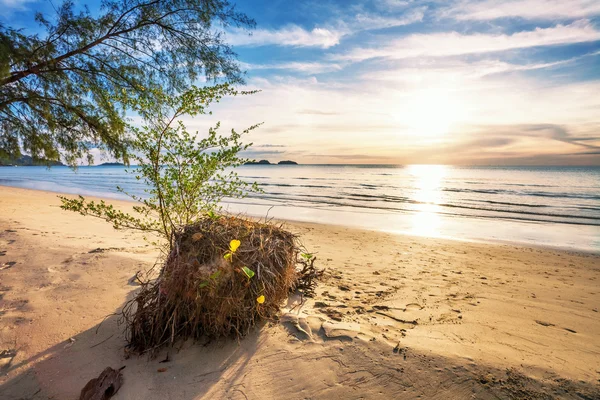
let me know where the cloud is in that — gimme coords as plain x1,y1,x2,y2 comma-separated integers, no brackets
521,124,600,149
446,0,600,21
297,109,340,116
0,0,37,16
351,6,426,31
358,58,577,85
228,25,343,48
228,4,425,49
335,20,600,61
196,68,600,164
241,61,343,74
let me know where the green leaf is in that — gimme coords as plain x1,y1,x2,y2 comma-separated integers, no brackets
241,266,255,279
301,253,313,260
209,270,221,280
199,281,209,289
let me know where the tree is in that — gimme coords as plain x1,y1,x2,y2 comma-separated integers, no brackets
59,83,261,252
0,0,254,165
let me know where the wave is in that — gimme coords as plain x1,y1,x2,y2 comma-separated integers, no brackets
2,165,599,229
247,191,600,225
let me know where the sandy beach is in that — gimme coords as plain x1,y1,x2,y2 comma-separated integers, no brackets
1,186,599,399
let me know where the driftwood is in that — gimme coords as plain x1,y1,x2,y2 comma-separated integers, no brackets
79,367,124,400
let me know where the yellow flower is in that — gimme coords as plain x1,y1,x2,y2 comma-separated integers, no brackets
229,239,241,253
256,295,265,304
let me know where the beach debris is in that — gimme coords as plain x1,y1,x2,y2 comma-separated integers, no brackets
127,271,143,286
157,368,168,373
159,353,171,363
78,366,124,400
535,320,555,327
0,261,16,271
296,254,322,297
88,247,124,254
375,311,418,326
122,216,321,355
0,349,17,371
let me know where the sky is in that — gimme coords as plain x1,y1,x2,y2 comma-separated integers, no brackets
2,0,600,165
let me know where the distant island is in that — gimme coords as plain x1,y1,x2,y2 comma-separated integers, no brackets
0,155,65,167
244,159,272,165
98,162,125,166
244,160,298,165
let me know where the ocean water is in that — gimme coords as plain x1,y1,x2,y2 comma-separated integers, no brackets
1,164,599,251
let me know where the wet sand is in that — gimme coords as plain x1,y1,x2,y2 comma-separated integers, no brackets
1,186,599,399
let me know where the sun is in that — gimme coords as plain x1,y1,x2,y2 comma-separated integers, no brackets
402,88,464,138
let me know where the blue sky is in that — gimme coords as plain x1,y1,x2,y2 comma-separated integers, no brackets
2,0,600,165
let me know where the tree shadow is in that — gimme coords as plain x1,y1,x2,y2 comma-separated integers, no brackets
0,301,267,400
2,302,600,400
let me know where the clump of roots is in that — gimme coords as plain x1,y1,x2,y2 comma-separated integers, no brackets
122,216,321,355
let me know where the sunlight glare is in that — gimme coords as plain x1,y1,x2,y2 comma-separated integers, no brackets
408,164,447,237
402,89,463,138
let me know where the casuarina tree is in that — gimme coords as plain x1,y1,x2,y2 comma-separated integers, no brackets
0,0,254,165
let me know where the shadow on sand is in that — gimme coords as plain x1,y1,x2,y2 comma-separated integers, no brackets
0,300,267,400
2,302,600,400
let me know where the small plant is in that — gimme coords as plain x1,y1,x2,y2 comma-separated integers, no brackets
59,84,321,353
224,239,241,261
60,84,260,255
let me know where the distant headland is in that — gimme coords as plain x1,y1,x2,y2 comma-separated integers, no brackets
0,155,65,167
244,160,298,165
98,162,125,166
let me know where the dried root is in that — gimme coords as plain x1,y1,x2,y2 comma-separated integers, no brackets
121,215,321,355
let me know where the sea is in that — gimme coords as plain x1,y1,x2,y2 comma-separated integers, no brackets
1,164,599,252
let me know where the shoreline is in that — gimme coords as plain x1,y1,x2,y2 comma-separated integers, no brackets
2,184,598,255
1,186,600,398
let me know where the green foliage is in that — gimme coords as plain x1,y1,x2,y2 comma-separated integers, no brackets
241,266,255,279
0,0,254,165
60,83,261,252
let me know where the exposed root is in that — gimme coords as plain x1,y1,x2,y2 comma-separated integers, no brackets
120,215,321,355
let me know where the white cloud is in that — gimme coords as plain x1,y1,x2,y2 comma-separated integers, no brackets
447,0,600,21
241,61,343,74
0,0,37,16
351,6,426,30
227,5,425,48
334,20,600,61
176,65,600,164
359,57,581,84
228,25,343,48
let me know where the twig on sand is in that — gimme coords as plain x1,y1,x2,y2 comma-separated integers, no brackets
90,334,115,348
375,311,418,325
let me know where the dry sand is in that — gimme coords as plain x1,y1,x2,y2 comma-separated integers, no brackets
1,186,599,399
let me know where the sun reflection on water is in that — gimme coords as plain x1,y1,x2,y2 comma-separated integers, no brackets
407,164,447,237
